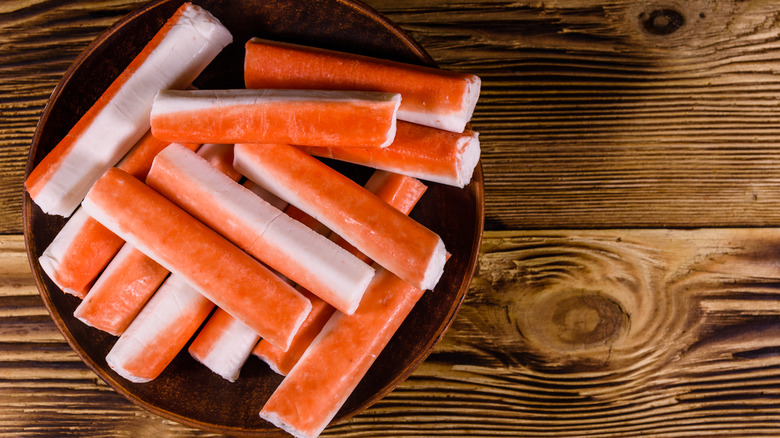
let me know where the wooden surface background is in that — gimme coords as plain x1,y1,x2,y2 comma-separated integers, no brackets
5,0,780,436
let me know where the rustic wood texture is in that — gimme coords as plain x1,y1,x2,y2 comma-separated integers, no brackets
8,229,780,436
8,0,780,231
6,0,780,436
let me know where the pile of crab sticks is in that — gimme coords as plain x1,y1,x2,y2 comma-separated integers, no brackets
27,3,481,438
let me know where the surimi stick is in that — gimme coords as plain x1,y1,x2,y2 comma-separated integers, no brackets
299,121,480,188
25,3,232,217
146,143,375,315
81,167,311,350
244,37,480,133
73,244,169,336
36,133,197,299
233,143,447,291
188,171,425,380
105,274,214,383
150,89,401,148
254,171,427,376
260,267,426,438
73,144,235,336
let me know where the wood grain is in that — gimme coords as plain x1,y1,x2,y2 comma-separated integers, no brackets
8,230,780,436
7,0,780,232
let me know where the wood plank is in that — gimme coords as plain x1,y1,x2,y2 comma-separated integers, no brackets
7,0,780,232
7,231,780,436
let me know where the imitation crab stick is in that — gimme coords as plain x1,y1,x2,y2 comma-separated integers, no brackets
105,274,214,383
260,267,426,438
146,143,375,315
254,171,427,376
25,3,231,217
149,89,401,148
72,144,236,336
244,37,481,133
188,170,424,380
81,167,312,350
299,121,481,188
73,244,169,336
36,133,196,299
234,143,447,291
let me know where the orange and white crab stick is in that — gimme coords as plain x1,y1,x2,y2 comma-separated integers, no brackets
72,144,234,335
149,89,400,148
299,121,480,188
189,171,424,380
36,133,196,299
260,267,426,438
234,143,447,292
25,3,231,217
254,171,427,376
105,274,214,383
81,167,312,350
244,37,480,133
73,244,169,336
146,143,375,315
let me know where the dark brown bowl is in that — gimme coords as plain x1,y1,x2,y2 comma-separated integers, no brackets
23,0,484,435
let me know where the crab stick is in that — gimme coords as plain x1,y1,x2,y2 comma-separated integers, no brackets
189,170,424,380
36,133,197,299
81,167,311,350
254,171,427,376
146,143,375,315
73,244,169,336
72,144,234,335
105,274,213,383
260,267,426,438
244,37,480,133
299,121,480,188
25,3,232,217
149,89,401,148
234,143,447,291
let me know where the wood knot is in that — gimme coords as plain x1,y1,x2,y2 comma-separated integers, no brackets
551,293,626,346
640,8,685,35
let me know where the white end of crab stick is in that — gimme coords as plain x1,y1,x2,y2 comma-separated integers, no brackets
234,143,447,292
260,267,426,438
244,38,480,133
25,3,232,217
150,89,401,148
147,144,375,315
187,308,258,382
82,167,312,350
300,121,480,188
106,274,213,383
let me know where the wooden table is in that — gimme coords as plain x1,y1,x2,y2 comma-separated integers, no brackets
5,0,780,436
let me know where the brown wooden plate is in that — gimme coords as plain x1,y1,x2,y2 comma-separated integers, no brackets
22,0,484,435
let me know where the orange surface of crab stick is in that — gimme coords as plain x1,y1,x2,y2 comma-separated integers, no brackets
299,121,480,188
149,89,401,148
25,3,231,217
260,267,426,438
37,208,125,298
81,167,312,350
254,170,427,376
72,144,232,336
244,37,480,133
234,143,447,291
105,274,214,383
146,144,375,315
36,134,197,299
73,244,168,336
